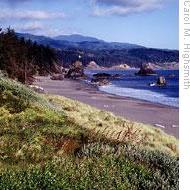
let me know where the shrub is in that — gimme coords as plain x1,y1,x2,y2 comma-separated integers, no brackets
0,78,178,189
77,143,179,189
0,78,39,112
0,146,179,190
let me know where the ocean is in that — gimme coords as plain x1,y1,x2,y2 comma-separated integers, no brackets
85,69,179,108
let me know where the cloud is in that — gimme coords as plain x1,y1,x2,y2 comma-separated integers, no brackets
14,21,55,35
12,21,78,37
16,22,44,32
92,0,169,16
0,9,65,20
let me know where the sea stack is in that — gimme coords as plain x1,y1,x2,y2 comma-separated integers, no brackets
65,61,86,79
136,63,156,76
157,76,166,86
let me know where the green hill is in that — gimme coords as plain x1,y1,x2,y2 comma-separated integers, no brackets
0,77,178,189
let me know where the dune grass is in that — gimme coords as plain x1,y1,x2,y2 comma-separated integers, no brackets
0,77,178,189
47,95,178,155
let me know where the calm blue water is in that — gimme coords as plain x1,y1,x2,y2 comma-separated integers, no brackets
85,69,179,107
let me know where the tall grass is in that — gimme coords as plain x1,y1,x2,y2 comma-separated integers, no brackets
48,95,178,155
0,77,178,189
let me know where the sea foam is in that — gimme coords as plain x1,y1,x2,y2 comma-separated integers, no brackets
99,84,179,108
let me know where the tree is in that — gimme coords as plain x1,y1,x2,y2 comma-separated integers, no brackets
0,27,58,84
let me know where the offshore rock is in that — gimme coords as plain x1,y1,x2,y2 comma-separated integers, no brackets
136,63,156,76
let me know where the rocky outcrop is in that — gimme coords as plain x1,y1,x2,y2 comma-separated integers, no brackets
91,73,110,86
91,72,121,86
65,61,86,79
91,78,110,86
86,61,101,69
157,76,166,86
136,63,156,76
62,68,69,74
92,73,110,86
93,73,112,79
93,73,121,79
110,64,130,70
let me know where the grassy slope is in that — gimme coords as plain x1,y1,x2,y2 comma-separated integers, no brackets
48,95,178,155
0,77,178,189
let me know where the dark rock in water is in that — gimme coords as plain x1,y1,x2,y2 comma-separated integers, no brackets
50,74,64,80
65,61,86,79
93,73,112,79
98,79,110,86
157,76,166,86
91,78,110,86
136,63,156,76
93,73,121,79
91,72,121,86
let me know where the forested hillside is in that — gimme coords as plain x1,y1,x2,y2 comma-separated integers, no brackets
57,48,179,68
17,32,179,68
0,28,179,84
0,28,59,84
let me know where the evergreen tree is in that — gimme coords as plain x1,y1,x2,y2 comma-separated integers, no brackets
0,27,58,84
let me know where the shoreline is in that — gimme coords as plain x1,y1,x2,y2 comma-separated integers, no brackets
86,67,179,71
82,79,178,109
34,76,179,138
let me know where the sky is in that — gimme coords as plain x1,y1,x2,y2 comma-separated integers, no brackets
0,0,178,49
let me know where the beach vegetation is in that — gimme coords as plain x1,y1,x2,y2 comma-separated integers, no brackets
0,77,179,189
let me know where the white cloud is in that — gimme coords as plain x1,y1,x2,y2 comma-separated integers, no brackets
92,0,170,16
13,21,78,37
0,9,65,20
16,22,44,32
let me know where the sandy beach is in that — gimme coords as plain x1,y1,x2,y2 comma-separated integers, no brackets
34,76,179,138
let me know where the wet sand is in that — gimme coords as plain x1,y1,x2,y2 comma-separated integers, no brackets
34,76,179,138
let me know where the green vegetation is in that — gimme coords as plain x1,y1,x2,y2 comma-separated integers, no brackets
49,95,178,155
0,77,179,189
0,28,59,84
